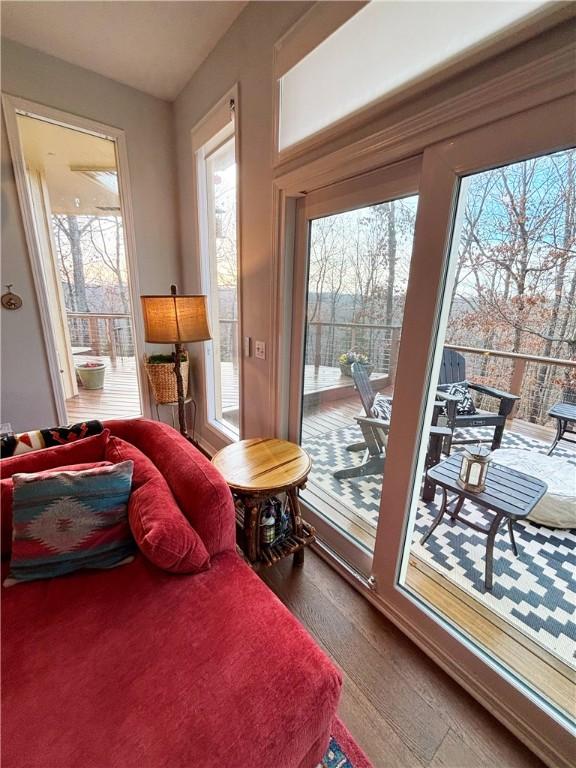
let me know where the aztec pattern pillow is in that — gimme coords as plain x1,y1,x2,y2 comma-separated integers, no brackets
371,394,393,422
0,461,112,559
4,461,135,587
1,420,104,459
442,381,477,416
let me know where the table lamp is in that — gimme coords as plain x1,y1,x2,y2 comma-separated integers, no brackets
141,285,211,438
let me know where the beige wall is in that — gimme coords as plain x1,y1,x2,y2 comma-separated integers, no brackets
1,39,180,431
174,1,311,448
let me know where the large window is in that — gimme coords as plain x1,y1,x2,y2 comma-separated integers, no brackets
195,104,240,439
278,1,545,151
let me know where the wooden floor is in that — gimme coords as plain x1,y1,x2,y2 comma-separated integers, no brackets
220,362,387,412
66,355,141,422
261,550,545,768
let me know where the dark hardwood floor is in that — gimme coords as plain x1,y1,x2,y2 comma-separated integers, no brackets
260,550,545,768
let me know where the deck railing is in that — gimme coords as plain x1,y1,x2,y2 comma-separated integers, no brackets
218,318,238,366
446,344,576,426
299,318,575,426
306,321,401,379
67,312,134,362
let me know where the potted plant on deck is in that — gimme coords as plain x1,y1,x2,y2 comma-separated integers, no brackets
76,360,106,390
338,351,374,378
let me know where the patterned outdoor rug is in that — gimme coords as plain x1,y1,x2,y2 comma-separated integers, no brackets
320,718,372,768
303,426,576,668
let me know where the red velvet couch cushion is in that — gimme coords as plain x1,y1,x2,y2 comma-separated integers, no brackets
1,419,342,767
2,553,341,768
105,419,236,557
106,436,210,574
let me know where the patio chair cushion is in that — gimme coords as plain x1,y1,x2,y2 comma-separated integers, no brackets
371,394,392,422
440,381,477,415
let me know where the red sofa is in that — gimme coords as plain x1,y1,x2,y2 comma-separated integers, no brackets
1,419,342,768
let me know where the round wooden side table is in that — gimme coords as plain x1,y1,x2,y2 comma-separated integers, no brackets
212,438,315,569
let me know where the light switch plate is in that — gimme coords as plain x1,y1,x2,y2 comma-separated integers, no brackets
255,340,266,360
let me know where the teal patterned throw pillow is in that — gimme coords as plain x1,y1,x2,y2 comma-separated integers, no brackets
4,461,135,586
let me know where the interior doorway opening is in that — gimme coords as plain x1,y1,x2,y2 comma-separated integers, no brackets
14,113,142,423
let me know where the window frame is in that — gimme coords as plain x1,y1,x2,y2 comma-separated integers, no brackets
192,87,242,445
273,5,572,167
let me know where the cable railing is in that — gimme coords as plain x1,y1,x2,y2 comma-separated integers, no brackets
218,318,238,364
306,321,401,379
445,344,576,426
67,312,134,362
300,320,575,426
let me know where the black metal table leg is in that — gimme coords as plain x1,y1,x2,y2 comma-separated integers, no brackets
507,518,518,556
421,488,448,545
485,512,505,591
547,417,565,456
448,495,465,525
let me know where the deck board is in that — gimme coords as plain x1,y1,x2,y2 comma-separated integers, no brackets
66,355,141,423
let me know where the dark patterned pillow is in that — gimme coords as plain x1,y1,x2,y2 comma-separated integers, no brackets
444,381,477,415
0,420,104,459
371,394,392,422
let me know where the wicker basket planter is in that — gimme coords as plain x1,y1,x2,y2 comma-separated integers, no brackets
145,353,189,404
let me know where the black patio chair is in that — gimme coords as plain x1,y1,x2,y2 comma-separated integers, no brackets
436,348,519,454
334,363,450,493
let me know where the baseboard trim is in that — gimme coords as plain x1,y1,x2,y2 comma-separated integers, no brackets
311,539,574,768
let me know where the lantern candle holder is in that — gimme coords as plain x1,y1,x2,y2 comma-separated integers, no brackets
457,444,492,493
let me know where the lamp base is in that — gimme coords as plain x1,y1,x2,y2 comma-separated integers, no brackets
173,341,187,437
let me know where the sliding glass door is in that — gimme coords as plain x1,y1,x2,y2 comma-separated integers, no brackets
288,94,575,755
370,96,575,746
397,145,576,727
289,158,421,573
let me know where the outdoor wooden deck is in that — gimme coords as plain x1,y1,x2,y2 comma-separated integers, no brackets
302,393,559,444
66,356,566,446
219,361,389,413
66,355,141,423
298,389,573,554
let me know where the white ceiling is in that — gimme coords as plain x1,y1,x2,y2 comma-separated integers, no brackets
1,1,248,101
17,114,120,215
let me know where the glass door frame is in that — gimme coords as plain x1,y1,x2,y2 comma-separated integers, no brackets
284,93,574,763
2,94,148,422
287,156,421,575
368,94,575,760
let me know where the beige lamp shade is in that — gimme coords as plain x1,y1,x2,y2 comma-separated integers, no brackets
140,294,211,344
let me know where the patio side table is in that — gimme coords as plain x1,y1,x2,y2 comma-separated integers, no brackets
421,454,547,590
547,403,576,455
